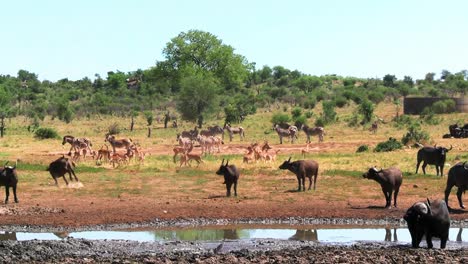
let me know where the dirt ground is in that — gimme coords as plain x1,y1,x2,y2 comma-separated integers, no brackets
0,142,466,228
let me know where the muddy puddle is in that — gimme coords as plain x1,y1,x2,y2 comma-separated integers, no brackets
1,226,467,248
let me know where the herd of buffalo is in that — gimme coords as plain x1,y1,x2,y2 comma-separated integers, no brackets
0,135,466,249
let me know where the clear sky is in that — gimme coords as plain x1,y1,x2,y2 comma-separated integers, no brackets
1,0,467,81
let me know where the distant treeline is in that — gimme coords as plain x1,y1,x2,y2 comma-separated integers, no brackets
0,30,466,126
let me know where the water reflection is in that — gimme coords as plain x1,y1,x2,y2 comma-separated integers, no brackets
0,231,17,241
384,228,398,242
289,229,318,241
0,227,466,244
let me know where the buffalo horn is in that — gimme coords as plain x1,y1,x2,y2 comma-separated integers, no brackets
448,145,453,151
226,160,229,166
287,157,291,163
3,161,9,167
221,158,225,165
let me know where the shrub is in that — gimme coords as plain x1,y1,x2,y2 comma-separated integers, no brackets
401,123,430,145
305,111,314,118
291,107,302,119
431,99,456,114
294,115,307,128
393,114,413,128
333,96,348,108
358,99,374,124
144,111,153,126
356,145,369,153
420,108,441,125
314,117,325,127
321,101,336,125
271,112,291,126
34,127,59,139
374,137,403,152
108,123,121,135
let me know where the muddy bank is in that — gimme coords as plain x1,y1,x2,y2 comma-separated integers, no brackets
0,238,466,263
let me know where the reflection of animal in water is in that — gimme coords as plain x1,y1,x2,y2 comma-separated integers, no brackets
289,229,318,241
0,231,17,241
457,228,463,242
384,228,398,242
54,231,69,239
223,229,239,240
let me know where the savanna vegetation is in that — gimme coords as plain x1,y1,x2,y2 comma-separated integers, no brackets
0,29,466,225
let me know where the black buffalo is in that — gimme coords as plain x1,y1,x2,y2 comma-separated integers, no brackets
279,157,319,191
362,167,402,208
404,198,450,249
445,161,468,209
415,145,452,176
0,162,19,204
216,159,239,197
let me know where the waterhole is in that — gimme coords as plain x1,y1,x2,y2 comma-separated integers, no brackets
1,226,466,246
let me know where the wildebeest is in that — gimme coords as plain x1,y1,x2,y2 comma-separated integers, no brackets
404,198,450,249
0,161,18,203
415,145,452,176
47,156,79,185
362,167,402,208
224,124,245,142
178,127,199,141
105,134,132,154
216,159,240,197
444,161,468,209
300,124,325,143
279,157,319,191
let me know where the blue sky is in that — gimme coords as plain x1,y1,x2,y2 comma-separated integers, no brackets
1,0,467,81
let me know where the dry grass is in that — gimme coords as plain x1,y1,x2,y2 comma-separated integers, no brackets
0,101,466,205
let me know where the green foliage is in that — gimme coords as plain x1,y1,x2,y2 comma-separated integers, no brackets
320,100,336,125
420,108,441,125
356,145,369,153
34,127,59,139
305,111,314,118
431,99,456,114
401,122,430,145
393,114,413,128
358,100,374,124
333,96,348,108
271,112,291,125
291,107,302,119
144,111,154,126
294,115,307,127
374,137,403,152
314,117,325,127
176,72,219,125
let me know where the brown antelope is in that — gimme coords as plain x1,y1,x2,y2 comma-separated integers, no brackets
301,143,311,158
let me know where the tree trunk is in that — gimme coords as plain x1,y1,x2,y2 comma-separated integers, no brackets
147,127,151,138
130,116,135,131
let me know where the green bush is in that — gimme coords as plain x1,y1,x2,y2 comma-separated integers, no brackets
374,137,403,152
321,101,336,125
356,145,369,153
34,127,59,139
333,96,348,108
291,107,302,119
358,99,374,124
315,117,325,127
401,123,430,145
431,99,456,114
420,108,441,125
305,111,314,118
271,112,291,126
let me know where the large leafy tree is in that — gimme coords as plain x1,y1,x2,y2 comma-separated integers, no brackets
176,71,219,127
163,30,250,91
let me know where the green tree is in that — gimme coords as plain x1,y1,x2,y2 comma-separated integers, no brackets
163,30,250,91
294,75,322,93
176,72,219,127
383,74,397,87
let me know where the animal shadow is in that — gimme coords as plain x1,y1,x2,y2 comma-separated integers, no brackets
448,208,467,214
207,195,227,199
284,189,302,193
350,205,388,210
